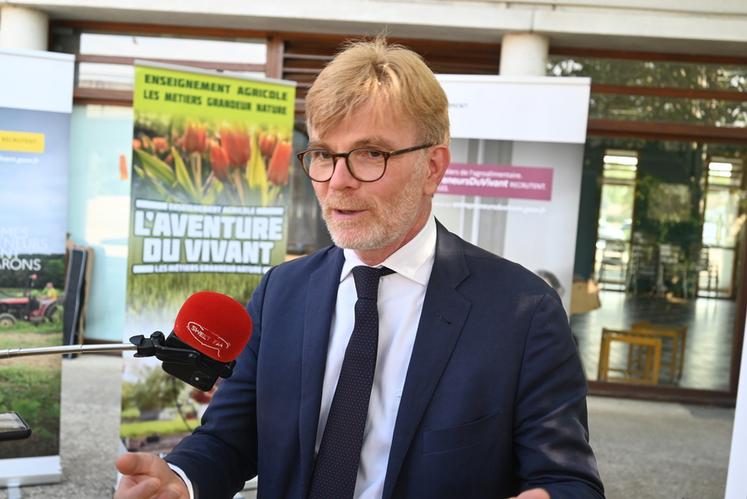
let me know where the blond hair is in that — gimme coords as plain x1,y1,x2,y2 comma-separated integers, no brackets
305,37,450,145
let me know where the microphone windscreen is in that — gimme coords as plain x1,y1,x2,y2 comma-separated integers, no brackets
172,291,252,362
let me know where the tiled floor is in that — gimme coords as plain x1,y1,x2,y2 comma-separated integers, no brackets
572,290,737,391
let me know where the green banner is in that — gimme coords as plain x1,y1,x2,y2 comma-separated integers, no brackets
123,64,295,452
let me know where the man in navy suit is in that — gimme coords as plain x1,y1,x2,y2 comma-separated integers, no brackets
115,38,604,499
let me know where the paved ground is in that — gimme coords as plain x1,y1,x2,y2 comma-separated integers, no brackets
589,397,733,499
0,355,736,499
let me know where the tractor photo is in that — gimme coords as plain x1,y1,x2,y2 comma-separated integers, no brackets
0,290,60,328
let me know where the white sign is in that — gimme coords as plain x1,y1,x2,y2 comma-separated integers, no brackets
0,49,74,113
437,75,591,144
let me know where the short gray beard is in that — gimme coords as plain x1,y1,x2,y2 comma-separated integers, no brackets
321,161,427,251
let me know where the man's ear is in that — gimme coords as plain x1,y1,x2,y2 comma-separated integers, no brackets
423,145,450,196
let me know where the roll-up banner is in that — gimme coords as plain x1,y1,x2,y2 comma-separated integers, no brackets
122,62,295,453
0,49,74,487
435,75,591,315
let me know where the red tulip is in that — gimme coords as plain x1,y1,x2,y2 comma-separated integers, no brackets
267,140,292,186
220,127,251,169
259,131,277,158
153,137,169,154
181,122,207,153
210,143,230,181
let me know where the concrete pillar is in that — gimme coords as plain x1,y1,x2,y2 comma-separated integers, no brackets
0,6,48,50
499,32,549,77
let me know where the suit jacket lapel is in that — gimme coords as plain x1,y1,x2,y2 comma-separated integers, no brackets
298,247,344,496
383,222,471,499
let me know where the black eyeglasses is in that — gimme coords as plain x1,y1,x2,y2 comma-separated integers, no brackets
297,143,433,182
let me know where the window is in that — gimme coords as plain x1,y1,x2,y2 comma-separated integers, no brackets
700,156,744,297
595,150,638,289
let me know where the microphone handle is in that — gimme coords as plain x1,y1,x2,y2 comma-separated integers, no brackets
0,343,137,359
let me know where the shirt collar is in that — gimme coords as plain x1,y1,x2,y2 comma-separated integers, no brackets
341,215,436,286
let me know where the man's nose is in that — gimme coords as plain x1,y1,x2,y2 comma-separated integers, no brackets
328,156,359,189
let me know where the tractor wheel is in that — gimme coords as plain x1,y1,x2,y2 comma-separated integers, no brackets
0,313,16,328
45,304,61,323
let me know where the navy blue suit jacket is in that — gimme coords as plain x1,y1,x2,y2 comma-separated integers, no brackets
167,222,604,498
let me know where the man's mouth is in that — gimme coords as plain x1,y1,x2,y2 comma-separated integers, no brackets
324,197,370,218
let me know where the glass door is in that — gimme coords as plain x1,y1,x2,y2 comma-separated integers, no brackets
594,150,637,290
700,156,744,298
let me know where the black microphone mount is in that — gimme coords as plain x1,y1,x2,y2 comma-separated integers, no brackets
0,331,236,391
135,331,236,391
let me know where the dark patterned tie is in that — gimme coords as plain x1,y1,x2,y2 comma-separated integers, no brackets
308,265,393,499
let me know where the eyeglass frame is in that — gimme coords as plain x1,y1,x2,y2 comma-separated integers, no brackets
296,143,434,182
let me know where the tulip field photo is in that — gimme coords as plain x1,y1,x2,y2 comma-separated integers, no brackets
132,117,294,208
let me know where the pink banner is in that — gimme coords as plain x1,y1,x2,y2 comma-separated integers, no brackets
437,163,554,201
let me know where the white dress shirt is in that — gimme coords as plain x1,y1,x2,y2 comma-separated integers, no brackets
315,215,437,499
171,215,437,499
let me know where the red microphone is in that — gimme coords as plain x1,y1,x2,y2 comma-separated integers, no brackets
172,291,253,362
135,291,253,390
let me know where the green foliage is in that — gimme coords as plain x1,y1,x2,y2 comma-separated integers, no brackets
0,363,61,458
661,219,703,254
135,148,176,185
121,406,141,421
122,365,182,413
173,147,199,200
126,272,261,321
14,398,42,422
548,56,747,127
0,318,62,335
549,57,747,91
0,330,61,349
45,259,65,287
635,174,702,255
121,380,135,403
120,417,198,438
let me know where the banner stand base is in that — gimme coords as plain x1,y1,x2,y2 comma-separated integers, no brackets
0,455,62,488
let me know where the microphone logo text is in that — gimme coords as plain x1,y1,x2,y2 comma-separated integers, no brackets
186,321,231,359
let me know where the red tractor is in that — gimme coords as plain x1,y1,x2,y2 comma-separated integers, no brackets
0,291,60,328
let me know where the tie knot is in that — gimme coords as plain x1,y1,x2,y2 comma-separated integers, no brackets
352,266,392,300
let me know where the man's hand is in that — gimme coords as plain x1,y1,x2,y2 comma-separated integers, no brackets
509,488,550,499
115,452,189,499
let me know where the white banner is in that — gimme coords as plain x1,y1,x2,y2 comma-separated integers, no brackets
0,48,74,488
435,75,590,315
